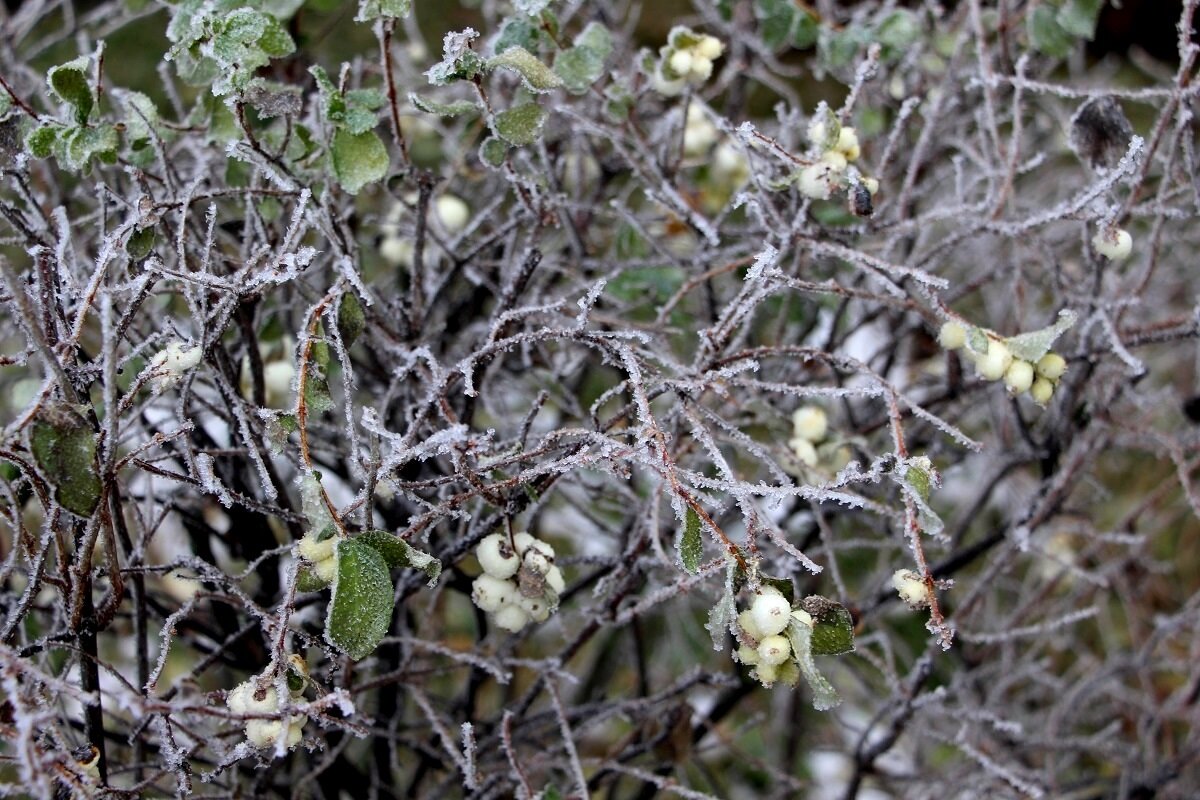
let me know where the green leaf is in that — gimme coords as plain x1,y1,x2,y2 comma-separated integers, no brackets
29,405,101,518
409,93,478,117
427,28,485,86
47,57,93,125
965,325,990,355
680,506,702,573
494,103,547,146
337,292,366,348
355,0,410,22
874,9,921,59
296,565,330,592
304,371,334,414
26,124,61,159
356,529,442,585
126,227,156,261
488,47,563,93
905,461,932,503
479,136,508,167
786,617,841,710
553,22,612,94
58,125,119,172
800,596,855,656
331,128,389,193
493,17,542,54
1029,5,1074,58
756,0,798,51
326,538,394,660
1058,0,1104,40
1004,309,1078,363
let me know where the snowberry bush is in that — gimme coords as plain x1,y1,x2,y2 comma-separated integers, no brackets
1,0,1199,796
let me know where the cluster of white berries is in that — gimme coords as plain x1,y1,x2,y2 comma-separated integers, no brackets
939,321,1068,406
789,405,828,467
891,569,930,609
681,107,750,190
226,659,308,750
471,532,565,633
799,107,878,207
734,586,810,687
149,341,202,392
1093,226,1132,261
379,194,470,268
652,29,724,96
298,530,338,583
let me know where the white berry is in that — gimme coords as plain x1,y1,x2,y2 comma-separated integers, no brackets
518,594,552,623
755,663,779,686
511,532,536,556
471,573,515,613
298,533,335,564
835,126,861,161
379,236,413,268
476,533,520,579
435,195,470,233
892,569,929,608
790,437,818,467
792,405,828,443
492,603,530,633
1093,227,1132,261
668,49,693,76
757,634,792,666
545,565,566,595
976,340,1013,381
750,591,792,637
798,163,833,200
938,321,967,351
1004,360,1035,394
737,609,765,642
695,35,724,60
688,56,713,82
1036,352,1067,381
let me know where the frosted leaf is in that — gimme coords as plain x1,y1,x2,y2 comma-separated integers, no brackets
28,404,101,517
426,28,483,86
325,538,394,660
1004,309,1077,363
494,103,548,146
356,529,442,586
678,506,703,573
703,557,739,651
488,47,563,93
298,472,335,534
786,617,841,710
514,0,551,14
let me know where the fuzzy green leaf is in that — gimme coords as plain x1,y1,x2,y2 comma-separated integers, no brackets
787,618,841,710
30,405,101,518
337,292,366,348
409,93,478,117
1057,0,1104,40
355,0,410,22
47,57,93,125
126,227,156,261
553,22,612,94
680,506,702,573
1029,5,1074,58
494,103,547,146
488,46,563,93
1005,309,1078,363
331,128,389,193
326,538,394,660
479,136,508,167
26,124,61,159
356,529,442,586
800,596,855,656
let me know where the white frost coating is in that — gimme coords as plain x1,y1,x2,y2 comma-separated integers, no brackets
193,453,234,508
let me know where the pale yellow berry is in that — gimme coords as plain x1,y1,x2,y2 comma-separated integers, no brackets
736,644,760,665
756,634,792,666
790,608,814,627
298,533,335,564
695,35,724,60
862,176,879,195
790,437,818,467
545,565,566,595
835,127,861,161
891,569,929,608
756,663,779,685
688,56,713,82
668,49,693,76
737,609,765,642
1036,352,1067,381
820,150,848,170
471,574,516,613
435,195,470,233
1004,360,1035,394
1030,376,1054,406
798,163,833,200
379,236,413,268
938,321,967,351
976,340,1013,381
313,554,337,583
792,405,828,443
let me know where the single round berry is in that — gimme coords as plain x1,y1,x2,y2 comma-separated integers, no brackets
835,126,861,161
1030,376,1055,406
892,569,929,608
1093,227,1132,261
472,573,516,613
790,437,818,467
667,49,692,77
476,533,520,579
976,340,1013,381
545,565,566,595
1036,352,1067,381
750,591,792,637
695,35,724,60
792,405,828,443
518,594,552,623
737,609,765,642
492,603,530,633
938,321,967,351
755,663,779,686
688,56,713,82
757,634,792,666
511,532,537,556
435,195,470,233
736,645,760,665
1004,360,1035,394
298,533,335,564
